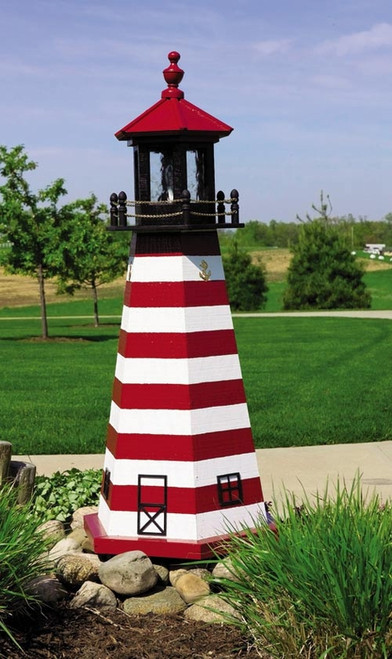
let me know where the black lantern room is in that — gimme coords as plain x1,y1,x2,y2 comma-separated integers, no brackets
109,52,241,231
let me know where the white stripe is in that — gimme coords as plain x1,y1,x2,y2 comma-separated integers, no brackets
98,496,266,541
109,402,251,436
103,450,260,488
127,255,225,282
115,354,242,384
120,305,233,333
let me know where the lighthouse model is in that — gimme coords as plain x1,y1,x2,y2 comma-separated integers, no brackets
85,52,269,559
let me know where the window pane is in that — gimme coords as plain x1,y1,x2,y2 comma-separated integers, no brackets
187,150,205,200
150,151,174,201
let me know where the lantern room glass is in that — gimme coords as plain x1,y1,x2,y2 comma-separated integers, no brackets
186,149,205,200
150,150,174,202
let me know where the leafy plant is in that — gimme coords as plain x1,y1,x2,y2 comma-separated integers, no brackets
0,484,50,645
32,468,101,524
214,477,392,658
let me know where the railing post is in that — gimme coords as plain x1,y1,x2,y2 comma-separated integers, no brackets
110,193,118,226
182,189,191,225
217,190,225,225
118,191,127,227
230,189,239,225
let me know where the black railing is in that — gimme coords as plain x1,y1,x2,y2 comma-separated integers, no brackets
108,189,240,231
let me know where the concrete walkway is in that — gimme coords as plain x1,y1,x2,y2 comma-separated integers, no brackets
15,440,392,506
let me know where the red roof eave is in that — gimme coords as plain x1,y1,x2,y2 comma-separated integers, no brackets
115,97,233,141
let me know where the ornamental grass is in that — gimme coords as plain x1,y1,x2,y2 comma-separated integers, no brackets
0,484,50,646
214,477,392,658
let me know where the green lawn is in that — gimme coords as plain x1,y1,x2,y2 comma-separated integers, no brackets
263,268,392,313
1,303,391,453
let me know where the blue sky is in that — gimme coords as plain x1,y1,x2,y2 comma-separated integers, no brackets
1,0,392,222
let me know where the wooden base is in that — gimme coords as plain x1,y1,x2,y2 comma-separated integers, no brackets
85,512,243,560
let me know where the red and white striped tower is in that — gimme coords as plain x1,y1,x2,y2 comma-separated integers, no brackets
85,52,269,559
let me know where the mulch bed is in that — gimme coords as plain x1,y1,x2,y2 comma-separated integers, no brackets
0,605,267,658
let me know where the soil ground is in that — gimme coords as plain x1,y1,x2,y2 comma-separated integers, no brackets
0,605,266,659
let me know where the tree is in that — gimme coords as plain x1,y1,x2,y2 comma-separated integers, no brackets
54,195,128,326
222,238,268,311
0,145,67,339
283,193,371,310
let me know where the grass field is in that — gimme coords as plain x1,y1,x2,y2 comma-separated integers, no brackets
1,303,392,453
1,252,391,454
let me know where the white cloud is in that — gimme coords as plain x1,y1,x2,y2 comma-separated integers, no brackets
253,39,292,56
317,22,392,56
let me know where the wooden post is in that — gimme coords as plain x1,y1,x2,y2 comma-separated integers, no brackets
216,190,225,225
9,461,37,505
0,441,12,484
110,192,119,226
118,191,128,227
230,189,239,225
181,189,191,225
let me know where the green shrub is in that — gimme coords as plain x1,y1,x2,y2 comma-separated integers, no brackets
32,468,101,524
283,196,371,310
0,485,50,645
214,477,392,658
222,238,268,311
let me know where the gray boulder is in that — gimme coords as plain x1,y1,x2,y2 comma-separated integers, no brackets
27,575,68,606
153,563,170,585
48,536,83,563
70,580,117,610
98,550,158,596
184,594,240,623
37,520,65,548
71,506,98,530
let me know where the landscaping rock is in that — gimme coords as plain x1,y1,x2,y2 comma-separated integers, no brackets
189,567,211,581
212,558,241,583
123,586,186,615
184,594,240,623
81,535,95,553
27,575,68,605
37,520,66,547
56,552,101,588
171,570,210,603
98,550,158,596
169,568,188,586
70,580,117,610
67,526,89,546
71,506,98,530
153,563,170,585
48,536,83,563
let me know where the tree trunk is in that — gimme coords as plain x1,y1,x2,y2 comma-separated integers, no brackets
38,263,49,339
92,281,99,327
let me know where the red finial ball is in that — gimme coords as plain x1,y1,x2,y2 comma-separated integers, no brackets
162,51,184,96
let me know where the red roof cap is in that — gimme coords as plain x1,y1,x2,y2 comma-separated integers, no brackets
115,52,233,141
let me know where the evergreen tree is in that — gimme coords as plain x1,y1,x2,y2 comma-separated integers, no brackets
222,239,268,311
283,194,371,310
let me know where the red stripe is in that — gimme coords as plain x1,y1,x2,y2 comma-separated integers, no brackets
85,512,257,560
112,378,246,410
118,329,238,359
106,426,256,461
123,281,228,308
107,478,263,514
